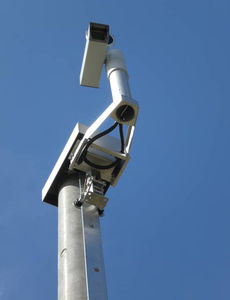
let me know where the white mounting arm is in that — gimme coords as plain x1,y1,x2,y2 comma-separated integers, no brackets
106,49,137,154
69,49,138,175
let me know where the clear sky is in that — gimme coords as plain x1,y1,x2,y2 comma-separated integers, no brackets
0,0,230,299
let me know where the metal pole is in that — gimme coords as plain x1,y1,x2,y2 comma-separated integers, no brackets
58,173,87,300
58,173,108,300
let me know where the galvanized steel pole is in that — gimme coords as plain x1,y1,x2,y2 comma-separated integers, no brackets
58,173,108,300
58,173,88,300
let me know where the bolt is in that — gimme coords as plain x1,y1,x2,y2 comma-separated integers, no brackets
74,200,83,207
60,248,67,257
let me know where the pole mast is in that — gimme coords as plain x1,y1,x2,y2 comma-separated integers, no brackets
58,173,107,300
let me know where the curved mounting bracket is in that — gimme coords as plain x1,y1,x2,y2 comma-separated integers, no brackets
69,96,138,171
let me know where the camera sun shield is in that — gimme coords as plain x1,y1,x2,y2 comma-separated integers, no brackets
80,23,109,88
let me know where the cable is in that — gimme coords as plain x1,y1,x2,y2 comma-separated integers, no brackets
77,122,118,165
119,123,125,153
84,156,120,170
89,122,119,145
77,122,118,169
77,121,125,170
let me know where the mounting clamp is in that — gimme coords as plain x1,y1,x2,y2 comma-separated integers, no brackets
75,174,108,210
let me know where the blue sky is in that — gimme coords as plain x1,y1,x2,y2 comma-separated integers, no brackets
0,0,230,299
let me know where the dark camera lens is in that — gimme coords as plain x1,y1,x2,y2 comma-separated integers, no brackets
108,35,114,45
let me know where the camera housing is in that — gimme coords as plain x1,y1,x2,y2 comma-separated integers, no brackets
80,23,109,88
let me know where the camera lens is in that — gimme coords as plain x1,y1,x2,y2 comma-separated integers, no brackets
108,35,114,45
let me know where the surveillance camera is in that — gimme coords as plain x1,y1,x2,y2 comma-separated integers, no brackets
80,22,109,88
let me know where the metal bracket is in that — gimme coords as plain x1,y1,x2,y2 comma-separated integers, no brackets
69,96,138,173
75,174,108,210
